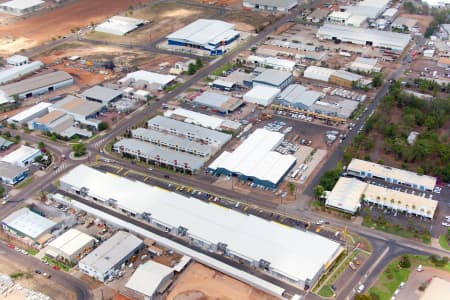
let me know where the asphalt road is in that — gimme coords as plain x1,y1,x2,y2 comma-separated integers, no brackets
0,241,91,300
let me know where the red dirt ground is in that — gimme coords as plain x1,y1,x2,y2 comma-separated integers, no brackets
0,0,143,50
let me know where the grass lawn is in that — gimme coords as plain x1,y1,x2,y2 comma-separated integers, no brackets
26,248,38,256
318,286,334,298
410,255,450,273
362,217,430,244
439,234,450,250
43,256,71,272
15,177,33,189
369,257,411,300
212,62,234,76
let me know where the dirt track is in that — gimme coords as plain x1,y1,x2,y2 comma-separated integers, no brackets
0,0,142,54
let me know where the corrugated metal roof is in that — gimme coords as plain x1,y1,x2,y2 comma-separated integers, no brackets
0,71,73,96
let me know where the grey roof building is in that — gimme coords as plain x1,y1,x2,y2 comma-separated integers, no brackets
0,161,28,185
193,91,244,114
0,71,73,100
243,0,297,12
78,231,144,282
252,69,293,90
147,116,231,147
275,84,324,110
113,139,206,173
131,128,212,157
317,23,411,52
81,85,122,106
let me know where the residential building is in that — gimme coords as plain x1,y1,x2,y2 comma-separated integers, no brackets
347,158,437,191
46,229,95,263
78,231,144,282
166,19,240,55
243,0,297,12
0,161,28,185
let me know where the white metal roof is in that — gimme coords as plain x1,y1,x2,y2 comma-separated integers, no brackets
48,229,94,257
1,145,41,166
6,55,28,65
420,0,450,7
65,197,286,298
95,16,145,36
164,108,224,130
304,66,335,82
0,61,43,85
420,277,450,300
167,19,236,47
317,23,411,51
119,71,176,87
9,102,51,123
243,85,280,106
348,158,437,191
125,261,173,297
248,55,296,71
326,177,366,213
61,165,342,283
0,0,43,10
277,84,323,107
81,85,122,103
209,128,295,185
2,207,56,239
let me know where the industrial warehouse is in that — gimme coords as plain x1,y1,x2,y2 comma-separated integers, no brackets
60,164,343,290
166,19,240,55
78,231,144,282
316,23,411,52
209,128,297,188
46,229,95,263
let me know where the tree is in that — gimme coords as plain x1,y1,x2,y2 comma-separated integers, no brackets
187,63,197,75
0,185,4,197
288,182,296,195
195,58,203,69
72,143,87,157
399,255,411,268
403,1,417,14
354,295,372,300
314,185,325,198
372,72,383,87
38,141,45,150
98,121,109,131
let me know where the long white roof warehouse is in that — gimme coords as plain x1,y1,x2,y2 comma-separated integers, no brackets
317,23,411,52
60,164,342,289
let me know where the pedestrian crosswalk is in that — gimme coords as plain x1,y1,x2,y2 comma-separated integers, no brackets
54,163,67,174
93,138,107,150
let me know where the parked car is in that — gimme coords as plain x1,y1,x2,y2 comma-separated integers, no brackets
357,284,365,293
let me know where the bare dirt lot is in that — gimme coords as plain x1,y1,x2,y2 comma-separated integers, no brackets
0,250,75,300
0,0,142,55
219,10,276,32
84,2,217,45
166,262,278,300
399,13,433,33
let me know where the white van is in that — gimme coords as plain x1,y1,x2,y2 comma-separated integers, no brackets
357,284,365,293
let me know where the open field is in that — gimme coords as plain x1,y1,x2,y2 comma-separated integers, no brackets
84,2,218,45
166,262,279,300
0,0,142,55
219,10,277,32
400,13,433,33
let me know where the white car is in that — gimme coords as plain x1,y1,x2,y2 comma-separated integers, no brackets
357,284,365,293
416,265,423,272
442,222,450,227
